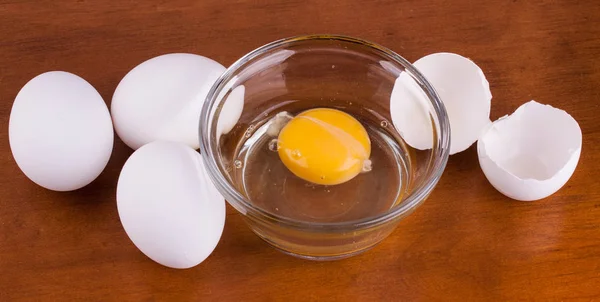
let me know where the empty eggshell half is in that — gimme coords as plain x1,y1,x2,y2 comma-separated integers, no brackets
478,101,582,201
391,52,492,154
390,72,435,150
117,141,225,268
112,53,225,150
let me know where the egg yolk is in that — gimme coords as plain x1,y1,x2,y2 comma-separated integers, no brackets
277,108,371,185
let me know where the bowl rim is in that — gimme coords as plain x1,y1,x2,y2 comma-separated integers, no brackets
199,34,450,231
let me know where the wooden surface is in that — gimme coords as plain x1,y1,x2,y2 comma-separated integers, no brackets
1,1,599,301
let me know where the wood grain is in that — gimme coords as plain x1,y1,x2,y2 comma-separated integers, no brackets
1,0,599,301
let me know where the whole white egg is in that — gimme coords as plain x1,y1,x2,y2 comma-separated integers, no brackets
8,71,114,191
116,140,225,269
216,84,245,138
111,53,225,150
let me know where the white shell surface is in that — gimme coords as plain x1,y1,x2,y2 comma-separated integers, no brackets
117,141,225,269
111,53,225,150
390,72,435,150
391,52,492,154
216,85,245,137
9,71,114,191
478,101,582,201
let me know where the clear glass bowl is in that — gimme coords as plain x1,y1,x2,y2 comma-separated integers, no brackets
200,34,450,260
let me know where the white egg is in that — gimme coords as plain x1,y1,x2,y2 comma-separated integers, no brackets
478,101,582,201
116,140,225,269
111,53,225,150
391,52,492,155
216,84,245,138
8,71,113,191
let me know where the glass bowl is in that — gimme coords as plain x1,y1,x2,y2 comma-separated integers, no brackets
199,34,450,260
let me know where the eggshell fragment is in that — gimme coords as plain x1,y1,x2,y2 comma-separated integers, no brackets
390,72,435,150
112,53,225,150
9,71,113,191
117,141,225,268
478,101,582,201
390,52,492,154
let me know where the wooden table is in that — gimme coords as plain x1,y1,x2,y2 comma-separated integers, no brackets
1,1,599,300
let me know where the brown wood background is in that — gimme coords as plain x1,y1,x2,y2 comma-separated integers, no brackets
1,0,599,301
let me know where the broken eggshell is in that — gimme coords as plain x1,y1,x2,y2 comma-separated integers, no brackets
391,52,492,155
478,101,582,201
390,72,434,150
391,52,581,201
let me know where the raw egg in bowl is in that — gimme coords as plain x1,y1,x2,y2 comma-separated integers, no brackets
199,35,450,260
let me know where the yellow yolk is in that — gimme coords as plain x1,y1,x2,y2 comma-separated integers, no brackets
277,108,371,185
